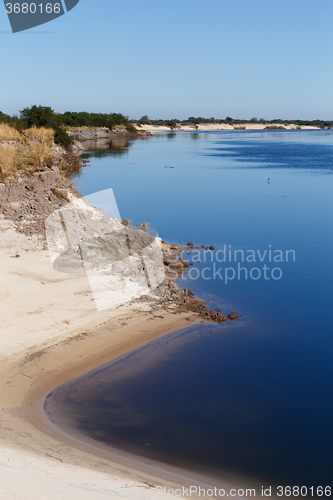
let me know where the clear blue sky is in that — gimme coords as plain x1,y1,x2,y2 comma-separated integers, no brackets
1,0,333,120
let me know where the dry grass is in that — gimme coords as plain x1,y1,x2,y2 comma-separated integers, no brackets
19,128,56,172
0,124,54,143
0,131,56,179
0,144,19,177
0,126,79,180
24,126,54,141
23,139,56,171
0,124,21,140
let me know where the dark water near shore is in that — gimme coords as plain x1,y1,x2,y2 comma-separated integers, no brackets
46,131,333,492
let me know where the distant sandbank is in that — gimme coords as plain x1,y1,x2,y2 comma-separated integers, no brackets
136,123,320,133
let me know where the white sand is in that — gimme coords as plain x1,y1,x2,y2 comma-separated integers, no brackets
137,123,320,133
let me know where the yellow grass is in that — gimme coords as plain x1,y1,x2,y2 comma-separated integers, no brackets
0,126,58,179
23,139,56,171
0,124,21,140
0,144,18,176
20,128,56,172
25,126,54,141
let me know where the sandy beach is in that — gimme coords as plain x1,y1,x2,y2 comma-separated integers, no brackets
0,211,264,500
136,123,320,133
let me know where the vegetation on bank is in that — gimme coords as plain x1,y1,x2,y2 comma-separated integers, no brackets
0,105,140,180
0,125,55,181
0,105,137,148
135,115,333,129
2,106,332,137
0,123,81,183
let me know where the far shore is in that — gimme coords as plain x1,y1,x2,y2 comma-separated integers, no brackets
136,123,320,133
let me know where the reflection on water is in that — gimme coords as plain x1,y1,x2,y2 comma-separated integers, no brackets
166,132,177,139
81,137,139,158
190,132,200,140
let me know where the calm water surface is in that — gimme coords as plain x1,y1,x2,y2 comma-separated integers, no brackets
46,131,333,491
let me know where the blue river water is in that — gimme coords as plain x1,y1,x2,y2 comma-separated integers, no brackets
46,130,333,492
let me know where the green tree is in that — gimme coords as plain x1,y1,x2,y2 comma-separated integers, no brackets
138,115,150,125
0,111,10,124
20,105,57,128
165,120,177,129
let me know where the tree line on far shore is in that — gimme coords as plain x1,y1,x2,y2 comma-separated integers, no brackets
136,115,333,129
1,106,332,148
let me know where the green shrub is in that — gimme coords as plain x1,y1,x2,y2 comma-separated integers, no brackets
54,127,74,149
125,122,138,134
165,120,177,129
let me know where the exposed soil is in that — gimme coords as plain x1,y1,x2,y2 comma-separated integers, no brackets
0,167,80,237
